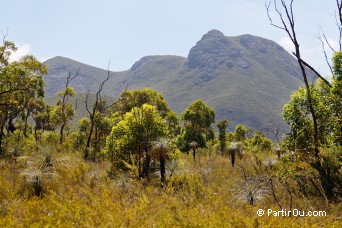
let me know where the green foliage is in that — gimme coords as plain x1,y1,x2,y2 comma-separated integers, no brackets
0,40,16,67
331,52,342,145
234,124,247,141
0,43,47,155
53,87,76,125
217,119,229,155
165,111,181,137
116,88,170,116
282,52,342,151
52,84,77,145
1,37,341,227
282,80,340,151
311,146,342,200
226,132,235,142
180,100,215,154
107,104,167,174
32,99,56,133
3,130,36,157
178,130,206,153
251,131,272,152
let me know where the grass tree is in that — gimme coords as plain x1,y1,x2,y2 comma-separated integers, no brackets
227,142,243,168
189,141,198,161
19,145,71,197
20,165,56,197
150,139,172,184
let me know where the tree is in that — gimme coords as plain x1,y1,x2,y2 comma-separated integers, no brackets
234,124,247,142
107,89,179,178
227,142,243,168
281,53,342,201
150,139,176,184
266,1,342,201
52,71,79,144
84,68,118,160
164,111,181,137
217,119,229,156
0,38,47,156
31,99,56,142
107,104,167,178
251,131,273,152
266,0,337,155
331,52,342,145
282,51,342,150
180,100,215,159
283,78,341,151
115,88,170,117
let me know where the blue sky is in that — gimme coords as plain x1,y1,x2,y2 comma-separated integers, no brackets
0,0,339,75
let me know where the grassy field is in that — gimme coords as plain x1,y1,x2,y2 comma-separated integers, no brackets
0,147,340,227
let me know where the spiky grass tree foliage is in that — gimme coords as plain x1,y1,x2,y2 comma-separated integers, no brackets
33,145,71,173
234,177,270,206
227,142,243,168
20,165,57,197
150,139,178,184
19,145,71,197
150,140,168,184
189,141,198,160
262,156,278,169
87,169,104,189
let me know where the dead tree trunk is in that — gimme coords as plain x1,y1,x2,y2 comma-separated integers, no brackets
84,66,119,160
59,70,79,144
266,0,333,156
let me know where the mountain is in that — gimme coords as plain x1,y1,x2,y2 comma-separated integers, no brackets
43,29,306,133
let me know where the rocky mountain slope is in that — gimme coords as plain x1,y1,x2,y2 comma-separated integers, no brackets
44,29,306,132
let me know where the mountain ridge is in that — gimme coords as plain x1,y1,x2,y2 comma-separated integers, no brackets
43,29,305,133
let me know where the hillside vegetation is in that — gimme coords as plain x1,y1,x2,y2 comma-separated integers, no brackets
1,151,341,227
43,29,307,133
1,4,341,226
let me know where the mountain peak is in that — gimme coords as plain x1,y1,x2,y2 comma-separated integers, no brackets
43,30,304,136
187,29,229,68
203,29,225,39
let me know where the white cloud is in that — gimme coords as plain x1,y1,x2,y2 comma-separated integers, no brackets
322,37,339,52
9,43,32,62
279,36,294,53
278,36,334,76
38,56,52,63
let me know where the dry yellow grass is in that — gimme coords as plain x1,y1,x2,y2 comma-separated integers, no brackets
0,150,341,227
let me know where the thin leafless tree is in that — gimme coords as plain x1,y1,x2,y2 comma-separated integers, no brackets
266,0,342,155
84,64,120,160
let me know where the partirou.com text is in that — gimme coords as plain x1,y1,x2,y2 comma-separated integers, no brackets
257,208,327,217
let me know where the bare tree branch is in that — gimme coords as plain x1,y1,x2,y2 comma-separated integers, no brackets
318,35,334,75
59,69,80,144
320,29,337,52
266,0,320,155
261,123,286,145
296,57,332,87
85,90,91,115
83,60,123,159
336,0,342,50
